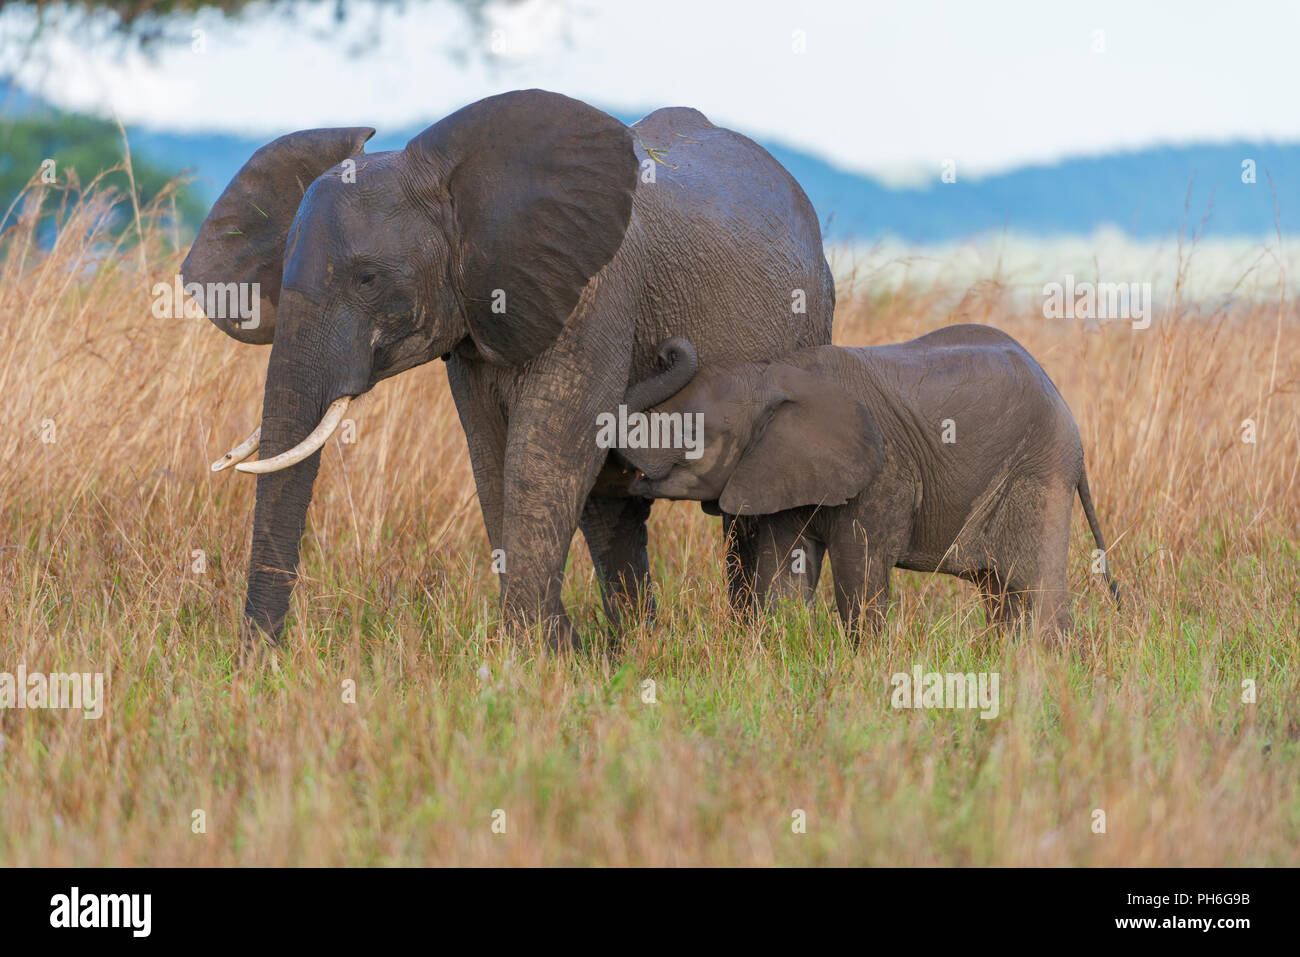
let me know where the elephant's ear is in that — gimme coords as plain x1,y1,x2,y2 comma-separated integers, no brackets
406,90,638,365
719,368,886,516
181,127,375,344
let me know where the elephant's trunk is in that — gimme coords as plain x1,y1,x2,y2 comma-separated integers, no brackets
232,288,375,643
242,354,330,642
244,395,325,642
623,337,698,412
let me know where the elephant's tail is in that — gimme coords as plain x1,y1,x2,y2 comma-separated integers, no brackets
1078,467,1121,608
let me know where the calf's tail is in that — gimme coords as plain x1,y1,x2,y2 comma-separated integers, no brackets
1078,467,1121,608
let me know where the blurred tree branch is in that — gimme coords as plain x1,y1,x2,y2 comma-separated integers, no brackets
3,1,519,53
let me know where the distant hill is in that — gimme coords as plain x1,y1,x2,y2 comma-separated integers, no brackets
761,139,1298,242
128,118,1300,242
4,80,1296,241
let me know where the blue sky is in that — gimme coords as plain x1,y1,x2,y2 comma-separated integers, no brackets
3,0,1298,183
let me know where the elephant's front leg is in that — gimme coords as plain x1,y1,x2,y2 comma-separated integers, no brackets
498,363,626,650
445,353,508,551
752,512,824,610
828,525,890,643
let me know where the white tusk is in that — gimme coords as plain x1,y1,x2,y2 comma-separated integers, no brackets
235,397,352,475
211,427,262,472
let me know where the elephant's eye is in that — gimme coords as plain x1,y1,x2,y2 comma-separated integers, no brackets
357,272,376,287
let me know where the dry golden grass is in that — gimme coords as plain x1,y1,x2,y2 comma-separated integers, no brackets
0,181,1296,865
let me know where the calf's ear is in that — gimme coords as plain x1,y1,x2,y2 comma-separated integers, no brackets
719,367,885,516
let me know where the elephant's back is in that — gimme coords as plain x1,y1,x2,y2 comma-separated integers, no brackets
629,108,823,250
618,108,834,372
862,324,1084,466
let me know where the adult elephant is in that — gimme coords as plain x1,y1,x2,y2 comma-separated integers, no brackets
187,89,833,648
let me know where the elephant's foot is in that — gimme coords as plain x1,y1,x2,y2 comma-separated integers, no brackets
543,613,582,653
500,604,583,653
235,621,286,672
238,613,286,662
598,578,658,639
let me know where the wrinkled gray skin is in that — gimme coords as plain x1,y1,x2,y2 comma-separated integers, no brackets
621,325,1120,639
183,90,832,648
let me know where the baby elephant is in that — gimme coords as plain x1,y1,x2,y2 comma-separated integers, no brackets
618,324,1119,639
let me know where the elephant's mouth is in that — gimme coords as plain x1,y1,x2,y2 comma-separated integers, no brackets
211,395,353,474
623,459,673,483
610,448,672,482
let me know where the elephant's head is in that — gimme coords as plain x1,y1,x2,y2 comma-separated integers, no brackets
188,90,639,641
623,353,886,516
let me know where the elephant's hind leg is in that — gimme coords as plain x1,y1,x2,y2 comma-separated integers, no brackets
580,493,655,633
973,569,1025,635
722,513,761,617
1028,484,1075,641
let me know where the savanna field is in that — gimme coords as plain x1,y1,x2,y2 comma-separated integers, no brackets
0,179,1297,866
